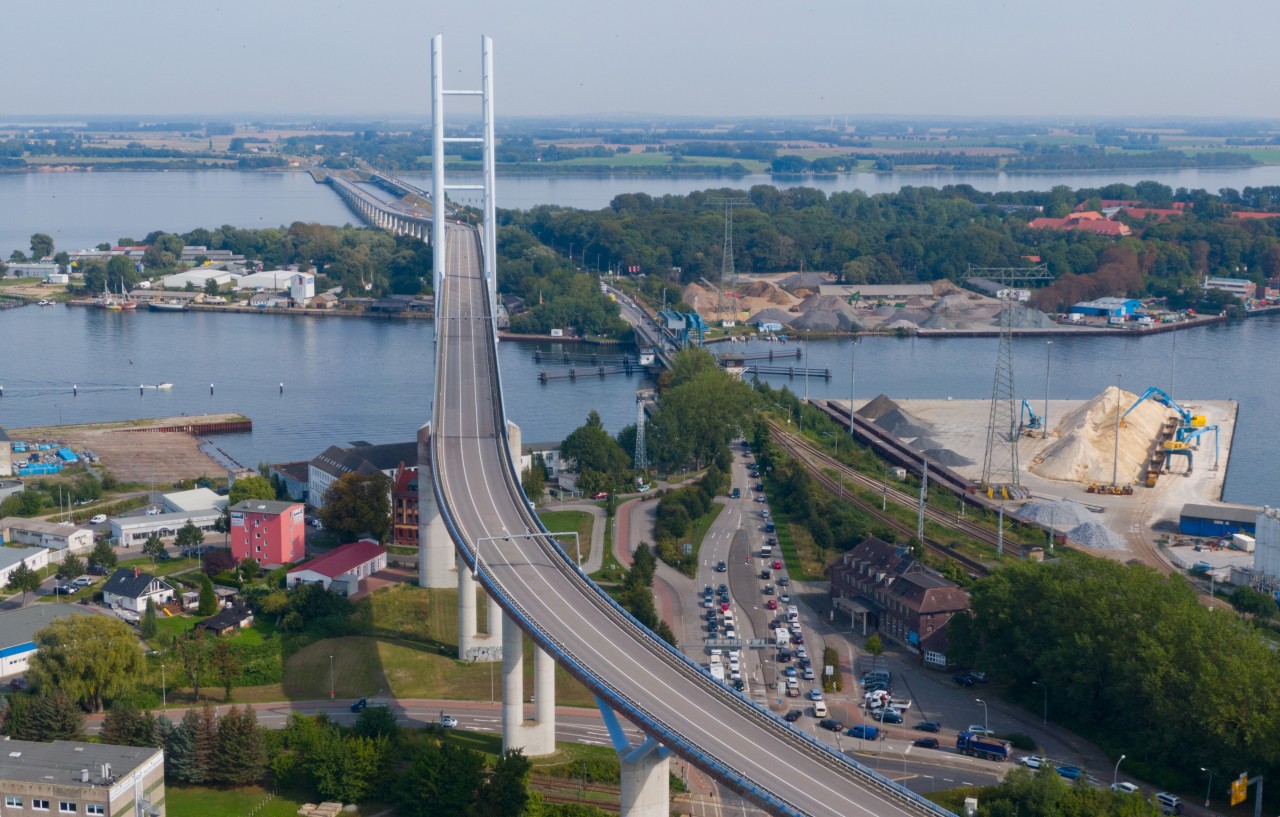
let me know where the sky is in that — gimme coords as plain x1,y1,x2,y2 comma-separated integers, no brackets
2,0,1278,121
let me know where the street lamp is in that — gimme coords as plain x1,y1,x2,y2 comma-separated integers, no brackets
161,663,166,710
771,403,792,427
849,338,860,440
1113,754,1126,787
1201,767,1213,808
975,698,988,733
1032,680,1047,727
329,654,334,700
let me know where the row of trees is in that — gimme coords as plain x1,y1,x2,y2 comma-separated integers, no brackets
616,544,675,645
652,461,729,574
947,556,1280,791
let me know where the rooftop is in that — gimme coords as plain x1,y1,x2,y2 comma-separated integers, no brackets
102,567,172,600
0,517,90,536
163,487,226,512
0,603,93,649
1181,503,1258,525
230,499,300,516
289,539,386,579
0,739,161,788
0,546,47,572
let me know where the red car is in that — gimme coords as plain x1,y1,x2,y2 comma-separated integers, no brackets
720,602,731,612
772,559,783,570
765,598,778,610
591,492,609,500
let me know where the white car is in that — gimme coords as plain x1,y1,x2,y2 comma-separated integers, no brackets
439,714,458,728
1019,755,1045,769
1111,782,1140,795
72,577,93,587
89,514,107,525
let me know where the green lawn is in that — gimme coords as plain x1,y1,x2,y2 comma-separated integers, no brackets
536,510,594,564
166,785,309,817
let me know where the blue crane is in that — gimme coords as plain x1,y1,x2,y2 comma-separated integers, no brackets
1018,399,1042,436
1123,386,1207,441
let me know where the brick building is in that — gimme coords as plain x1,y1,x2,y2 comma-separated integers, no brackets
229,499,305,567
830,536,970,670
392,465,418,546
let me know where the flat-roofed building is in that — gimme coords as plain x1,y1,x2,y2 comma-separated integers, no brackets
161,487,226,514
109,509,222,546
0,517,93,555
0,604,95,679
0,546,49,587
0,739,165,817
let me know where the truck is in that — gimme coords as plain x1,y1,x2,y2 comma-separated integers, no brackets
709,663,725,683
774,627,791,648
956,731,1011,761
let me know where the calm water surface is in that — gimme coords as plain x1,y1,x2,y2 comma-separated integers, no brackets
0,306,1274,507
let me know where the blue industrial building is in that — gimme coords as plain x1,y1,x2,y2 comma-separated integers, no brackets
1179,503,1257,538
1070,297,1142,317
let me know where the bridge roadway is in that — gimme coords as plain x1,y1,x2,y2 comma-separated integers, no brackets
432,222,951,817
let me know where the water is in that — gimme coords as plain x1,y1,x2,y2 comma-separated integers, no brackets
7,165,1280,256
0,306,651,470
0,305,1274,507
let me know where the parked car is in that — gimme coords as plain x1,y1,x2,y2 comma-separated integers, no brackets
914,721,941,733
912,738,939,749
54,584,76,595
967,725,995,737
72,576,93,587
847,724,879,740
89,514,107,525
806,688,824,701
591,491,609,500
872,709,903,724
818,718,845,732
8,678,27,691
765,599,778,610
1111,782,1140,795
953,673,976,686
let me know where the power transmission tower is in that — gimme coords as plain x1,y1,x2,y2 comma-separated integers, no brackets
706,196,749,323
963,264,1053,491
634,397,648,471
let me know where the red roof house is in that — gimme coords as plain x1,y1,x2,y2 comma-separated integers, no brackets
286,539,388,597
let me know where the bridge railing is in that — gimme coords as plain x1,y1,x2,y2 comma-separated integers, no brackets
430,228,955,817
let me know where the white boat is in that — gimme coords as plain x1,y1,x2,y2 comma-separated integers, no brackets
155,383,173,390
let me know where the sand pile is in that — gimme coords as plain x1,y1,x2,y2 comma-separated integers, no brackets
799,293,859,314
738,280,794,305
932,279,964,297
930,293,977,315
1066,521,1126,549
1019,499,1095,530
1028,386,1168,484
747,307,795,326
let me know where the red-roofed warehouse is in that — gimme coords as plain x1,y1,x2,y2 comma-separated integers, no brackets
286,539,388,596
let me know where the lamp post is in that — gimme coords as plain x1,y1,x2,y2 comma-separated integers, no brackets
1113,753,1126,787
1032,680,1047,727
771,403,792,427
329,654,334,700
1201,767,1212,808
161,663,166,710
976,698,988,733
849,338,860,440
1043,341,1053,439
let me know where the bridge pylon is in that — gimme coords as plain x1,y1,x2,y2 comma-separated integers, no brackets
597,697,670,817
501,613,556,756
416,422,455,588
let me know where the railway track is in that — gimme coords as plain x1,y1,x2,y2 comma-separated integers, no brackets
770,428,994,577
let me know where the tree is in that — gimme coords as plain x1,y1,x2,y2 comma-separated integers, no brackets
396,739,485,817
561,410,631,492
212,639,241,700
202,547,236,577
55,551,86,581
197,574,219,616
90,538,118,572
176,521,205,552
213,705,265,785
29,233,54,260
520,455,546,503
107,253,139,290
474,748,536,817
5,562,41,606
6,692,83,741
165,709,201,783
203,277,221,297
865,632,885,659
101,703,158,747
29,615,143,712
238,558,260,584
320,472,392,542
228,475,275,507
142,533,166,560
141,599,158,639
175,630,211,701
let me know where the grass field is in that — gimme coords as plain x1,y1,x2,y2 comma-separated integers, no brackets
166,785,308,817
536,509,594,564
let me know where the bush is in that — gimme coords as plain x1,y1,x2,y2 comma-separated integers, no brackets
1004,732,1037,751
822,646,842,693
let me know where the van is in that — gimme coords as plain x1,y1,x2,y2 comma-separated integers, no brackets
722,611,735,626
761,544,773,558
812,701,829,718
1155,793,1182,815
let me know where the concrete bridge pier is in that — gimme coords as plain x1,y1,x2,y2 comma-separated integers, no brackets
596,697,670,817
416,422,455,588
501,613,555,756
457,558,501,661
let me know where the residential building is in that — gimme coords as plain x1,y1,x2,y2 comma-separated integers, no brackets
1069,297,1141,318
161,487,226,514
1027,212,1133,236
0,546,49,587
307,441,416,509
196,604,254,636
829,536,970,669
267,461,309,502
0,739,165,817
0,517,94,555
392,466,418,547
518,443,563,481
101,567,175,613
109,509,222,547
287,539,388,596
0,604,94,679
229,499,304,566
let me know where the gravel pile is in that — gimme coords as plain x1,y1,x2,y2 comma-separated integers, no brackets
792,309,862,331
1005,304,1058,329
857,394,900,421
747,307,795,326
1066,521,1127,549
1020,499,1094,530
875,407,933,439
922,448,974,467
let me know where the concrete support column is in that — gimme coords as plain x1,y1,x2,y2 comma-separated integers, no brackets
501,612,524,746
534,645,555,733
506,420,523,486
457,555,478,659
416,422,454,588
487,590,503,637
620,740,670,817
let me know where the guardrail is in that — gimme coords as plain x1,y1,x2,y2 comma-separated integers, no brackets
431,227,955,817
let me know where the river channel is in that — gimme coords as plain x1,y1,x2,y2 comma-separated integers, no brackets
0,305,1275,508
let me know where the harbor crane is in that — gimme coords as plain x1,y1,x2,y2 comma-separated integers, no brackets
1122,386,1206,441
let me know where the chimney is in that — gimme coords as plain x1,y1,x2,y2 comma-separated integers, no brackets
133,567,140,578
80,769,89,783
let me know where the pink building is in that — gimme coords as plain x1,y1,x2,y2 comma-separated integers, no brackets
229,499,305,567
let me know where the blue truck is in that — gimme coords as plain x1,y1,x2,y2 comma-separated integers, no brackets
956,731,1012,761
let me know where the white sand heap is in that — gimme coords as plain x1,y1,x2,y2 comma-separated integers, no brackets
1029,386,1169,485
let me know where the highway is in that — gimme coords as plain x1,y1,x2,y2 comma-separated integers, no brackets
432,222,953,817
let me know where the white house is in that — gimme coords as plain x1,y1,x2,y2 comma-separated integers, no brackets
101,567,175,613
0,546,50,587
290,272,316,304
0,518,94,555
287,539,387,596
